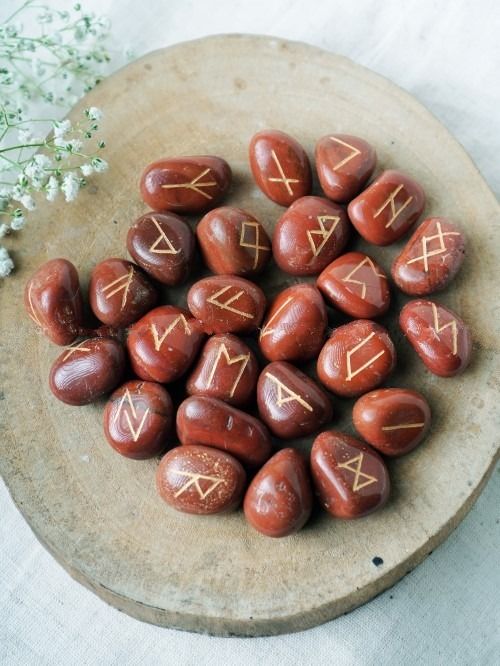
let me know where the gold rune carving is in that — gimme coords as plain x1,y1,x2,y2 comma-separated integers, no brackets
161,167,217,200
62,340,91,361
239,220,270,269
102,267,134,310
341,256,386,300
382,422,425,431
148,216,180,254
206,285,253,319
406,220,460,272
206,343,250,398
27,282,43,327
431,302,458,355
268,149,300,196
307,215,340,257
373,184,413,228
113,388,150,442
265,372,313,412
338,453,378,492
346,332,385,381
150,315,191,352
173,470,224,499
328,136,361,170
259,296,294,340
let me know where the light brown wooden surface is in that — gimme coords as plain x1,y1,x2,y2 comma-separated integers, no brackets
0,35,499,637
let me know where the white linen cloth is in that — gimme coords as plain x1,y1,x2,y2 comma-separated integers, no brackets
1,0,499,663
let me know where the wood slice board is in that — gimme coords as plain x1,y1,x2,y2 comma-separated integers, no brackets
0,35,499,637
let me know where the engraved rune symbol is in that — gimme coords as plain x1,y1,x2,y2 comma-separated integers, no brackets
148,216,180,254
431,302,458,355
206,343,250,398
328,136,361,171
259,296,294,339
265,372,313,412
341,256,386,300
373,184,414,228
206,285,253,319
161,168,217,200
102,267,134,310
62,340,91,361
307,215,340,257
406,220,460,272
346,332,385,381
150,315,191,352
239,220,270,269
382,422,425,432
268,150,300,196
338,453,378,492
173,470,224,499
113,388,150,442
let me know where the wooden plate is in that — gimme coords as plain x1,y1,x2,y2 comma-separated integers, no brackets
1,35,499,637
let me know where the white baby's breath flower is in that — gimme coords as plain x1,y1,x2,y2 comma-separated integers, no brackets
45,176,59,202
0,224,9,238
34,154,52,169
65,139,83,153
17,127,33,143
91,157,108,172
86,106,102,121
10,215,26,231
53,119,71,138
0,247,14,277
61,173,80,202
20,194,36,211
80,163,93,176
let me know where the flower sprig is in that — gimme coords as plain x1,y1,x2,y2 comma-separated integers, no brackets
0,1,113,277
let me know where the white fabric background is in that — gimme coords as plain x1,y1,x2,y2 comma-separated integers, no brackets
1,1,499,664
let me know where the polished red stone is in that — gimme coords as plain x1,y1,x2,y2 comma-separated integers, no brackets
249,129,311,206
24,258,83,345
103,380,173,459
348,170,425,245
89,258,157,328
140,156,232,214
272,196,350,276
186,333,258,406
391,217,465,295
244,448,313,538
126,305,205,383
353,388,431,457
49,337,125,405
187,275,266,335
156,444,246,514
315,134,377,203
177,395,272,468
257,361,333,439
196,206,271,276
127,212,195,286
310,430,390,519
317,320,396,398
259,283,327,362
399,299,472,377
317,251,390,318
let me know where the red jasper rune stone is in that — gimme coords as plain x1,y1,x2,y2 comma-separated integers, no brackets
244,448,313,538
315,134,377,204
272,196,350,276
103,380,174,459
126,305,205,383
196,206,271,276
391,217,465,295
156,444,246,514
399,299,472,377
348,170,425,245
186,333,258,406
317,320,396,398
259,283,327,362
249,129,312,206
257,361,333,439
353,388,431,457
140,155,232,214
317,251,390,319
177,395,272,468
127,212,195,286
311,431,390,519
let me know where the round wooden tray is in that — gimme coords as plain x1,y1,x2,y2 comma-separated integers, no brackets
1,35,499,637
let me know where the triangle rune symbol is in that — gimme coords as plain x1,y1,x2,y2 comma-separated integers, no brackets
148,216,180,254
306,215,340,257
265,372,313,412
337,453,378,492
150,315,192,352
173,470,224,499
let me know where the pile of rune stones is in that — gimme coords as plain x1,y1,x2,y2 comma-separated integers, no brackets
24,130,471,538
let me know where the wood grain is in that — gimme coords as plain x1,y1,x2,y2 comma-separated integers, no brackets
0,35,499,636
